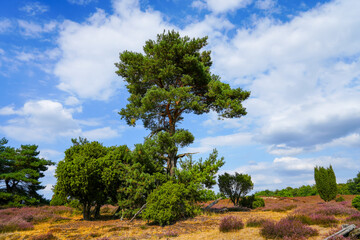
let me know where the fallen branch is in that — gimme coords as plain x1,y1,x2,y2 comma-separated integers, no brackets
204,197,222,210
130,203,147,222
324,224,356,240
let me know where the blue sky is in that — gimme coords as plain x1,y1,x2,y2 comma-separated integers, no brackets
1,0,360,199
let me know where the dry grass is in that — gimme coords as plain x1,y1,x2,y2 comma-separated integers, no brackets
0,195,358,240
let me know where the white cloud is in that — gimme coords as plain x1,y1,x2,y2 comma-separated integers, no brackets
39,149,63,161
0,106,18,115
0,100,81,142
0,19,11,33
82,127,119,140
187,132,253,153
209,0,360,152
54,1,173,100
255,0,276,10
192,0,253,14
18,20,57,37
20,2,49,16
227,155,359,191
64,96,81,106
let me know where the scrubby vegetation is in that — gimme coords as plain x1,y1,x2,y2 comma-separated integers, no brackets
219,215,244,232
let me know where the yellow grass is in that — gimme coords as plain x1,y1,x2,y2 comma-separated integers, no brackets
0,195,356,240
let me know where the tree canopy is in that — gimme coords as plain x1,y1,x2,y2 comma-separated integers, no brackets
115,30,250,175
218,172,254,206
0,138,54,206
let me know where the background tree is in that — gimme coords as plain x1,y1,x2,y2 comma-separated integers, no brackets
55,139,134,220
218,172,253,206
0,138,54,206
115,30,250,175
314,165,337,202
347,172,360,194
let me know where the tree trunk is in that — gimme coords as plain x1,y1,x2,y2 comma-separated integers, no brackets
83,203,91,220
169,153,177,176
93,204,101,219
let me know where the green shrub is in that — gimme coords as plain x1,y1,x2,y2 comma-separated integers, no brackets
240,195,265,209
352,196,360,210
314,165,337,202
335,196,345,202
50,193,67,206
142,181,199,226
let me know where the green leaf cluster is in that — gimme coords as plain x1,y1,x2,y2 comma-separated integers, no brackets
218,172,254,206
314,165,337,202
352,196,360,210
0,138,54,206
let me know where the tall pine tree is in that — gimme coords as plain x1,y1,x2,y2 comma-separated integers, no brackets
115,30,250,175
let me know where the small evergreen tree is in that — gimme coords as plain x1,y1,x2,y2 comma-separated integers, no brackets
314,165,337,202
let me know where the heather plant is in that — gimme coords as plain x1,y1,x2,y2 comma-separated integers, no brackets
0,206,73,233
219,215,244,232
351,196,360,210
260,218,318,239
246,217,268,227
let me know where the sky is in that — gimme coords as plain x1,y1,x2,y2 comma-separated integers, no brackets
1,0,360,199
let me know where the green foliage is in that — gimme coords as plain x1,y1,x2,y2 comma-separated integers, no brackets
335,196,345,202
54,138,132,220
314,165,337,202
337,183,351,195
352,196,360,210
218,172,253,206
256,185,318,197
0,138,54,206
49,192,67,206
347,172,360,195
115,30,249,175
240,195,265,209
142,181,200,226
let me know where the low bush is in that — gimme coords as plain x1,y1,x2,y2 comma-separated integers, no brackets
260,218,318,239
0,216,34,232
142,181,200,226
352,196,360,211
240,195,265,209
246,217,267,227
336,196,345,202
219,215,244,232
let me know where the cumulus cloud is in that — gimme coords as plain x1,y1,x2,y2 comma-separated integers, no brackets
0,100,119,142
208,0,360,153
54,0,173,100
